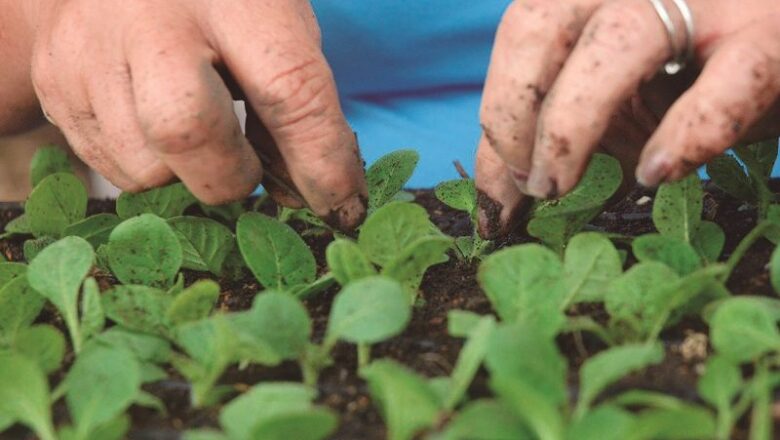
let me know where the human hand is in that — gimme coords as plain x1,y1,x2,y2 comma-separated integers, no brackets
28,0,366,229
475,0,780,238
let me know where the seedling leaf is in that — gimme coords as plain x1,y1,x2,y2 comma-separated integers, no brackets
81,277,105,341
444,316,495,410
692,221,725,263
107,214,183,288
165,280,220,327
359,202,442,267
102,285,172,336
0,353,56,440
63,214,122,248
23,236,56,262
116,182,196,219
563,232,622,304
697,355,741,425
435,179,477,219
30,146,72,187
382,235,452,292
652,174,703,243
0,271,45,340
707,154,755,202
236,213,316,291
366,149,419,212
26,172,87,238
566,405,635,440
231,290,311,360
326,239,377,286
710,297,780,363
168,216,235,275
11,325,65,374
490,374,564,440
632,234,702,275
437,399,532,440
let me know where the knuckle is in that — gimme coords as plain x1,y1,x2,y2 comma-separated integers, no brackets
142,106,217,155
500,0,568,43
583,2,650,52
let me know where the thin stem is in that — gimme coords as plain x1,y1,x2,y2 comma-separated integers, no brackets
65,305,82,354
300,360,319,387
722,221,773,283
357,344,371,369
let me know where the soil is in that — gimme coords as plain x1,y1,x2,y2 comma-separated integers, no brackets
1,183,778,440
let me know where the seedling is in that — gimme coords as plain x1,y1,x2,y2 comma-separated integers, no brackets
434,178,493,261
708,139,778,219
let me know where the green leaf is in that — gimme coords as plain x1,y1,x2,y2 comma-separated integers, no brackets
771,245,780,295
0,262,25,287
435,179,477,218
490,374,564,440
165,280,220,326
116,182,196,219
366,149,419,212
23,236,56,262
107,214,183,288
0,273,45,340
710,297,780,363
325,276,410,346
30,146,73,187
697,356,742,414
231,291,311,360
4,214,31,235
707,154,754,202
485,323,568,406
360,360,441,440
11,325,65,374
0,353,56,440
735,139,778,179
652,174,703,243
236,213,316,291
437,399,532,440
478,244,566,334
444,316,495,410
63,214,122,248
28,236,94,353
93,327,171,365
358,202,442,267
199,201,245,223
65,345,141,438
26,172,87,238
382,235,452,292
563,232,622,304
692,221,725,263
168,216,235,275
250,408,338,440
628,404,716,440
184,430,229,440
102,285,172,336
566,405,635,440
326,239,377,286
575,343,665,417
81,277,105,341
632,234,702,275
447,310,483,338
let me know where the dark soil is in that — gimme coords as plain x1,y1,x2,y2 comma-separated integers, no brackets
1,184,778,440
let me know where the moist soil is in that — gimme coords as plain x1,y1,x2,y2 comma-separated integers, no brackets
1,183,778,440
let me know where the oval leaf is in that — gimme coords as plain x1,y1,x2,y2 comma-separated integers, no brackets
652,174,703,243
26,172,87,238
326,239,377,286
563,232,623,304
0,352,55,440
632,234,702,276
116,182,196,220
233,291,312,360
366,149,419,212
168,216,235,275
63,214,122,248
710,297,780,363
165,280,220,327
102,285,172,336
358,202,442,267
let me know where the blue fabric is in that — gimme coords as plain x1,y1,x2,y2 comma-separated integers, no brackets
311,0,511,186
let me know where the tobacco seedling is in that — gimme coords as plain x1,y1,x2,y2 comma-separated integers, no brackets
366,149,420,213
435,178,492,261
116,182,197,220
526,153,623,251
0,352,57,440
168,216,236,276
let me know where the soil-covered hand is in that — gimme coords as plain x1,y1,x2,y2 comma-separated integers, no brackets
22,0,366,228
475,0,780,238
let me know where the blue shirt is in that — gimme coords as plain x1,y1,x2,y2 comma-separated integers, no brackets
312,1,511,186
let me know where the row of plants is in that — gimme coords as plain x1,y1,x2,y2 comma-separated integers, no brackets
0,141,778,439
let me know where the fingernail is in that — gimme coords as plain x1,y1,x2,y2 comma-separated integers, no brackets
510,168,530,193
526,169,554,199
326,194,367,232
636,153,671,188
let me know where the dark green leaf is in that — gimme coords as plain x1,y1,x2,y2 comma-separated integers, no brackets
697,355,742,413
23,236,56,262
250,409,337,440
652,174,702,243
707,154,754,202
115,182,196,219
566,405,635,440
0,273,45,340
107,214,182,288
4,214,31,235
102,285,172,336
692,221,726,263
63,214,122,248
168,216,235,275
26,173,87,238
366,150,419,212
30,146,73,187
437,399,532,440
80,277,105,341
382,236,452,292
629,404,716,440
435,179,477,218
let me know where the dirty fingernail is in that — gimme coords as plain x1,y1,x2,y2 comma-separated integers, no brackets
636,153,671,188
325,194,368,232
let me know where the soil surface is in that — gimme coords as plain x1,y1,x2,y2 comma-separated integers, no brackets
1,184,778,440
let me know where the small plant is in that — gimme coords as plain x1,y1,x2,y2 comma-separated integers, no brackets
434,178,492,261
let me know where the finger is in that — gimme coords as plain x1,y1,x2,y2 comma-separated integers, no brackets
637,26,780,185
129,27,263,205
526,0,669,198
475,136,527,239
600,96,658,189
86,62,174,191
479,0,602,191
207,1,367,230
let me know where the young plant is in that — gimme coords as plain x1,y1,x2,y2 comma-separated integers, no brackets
434,178,492,261
365,149,420,213
0,352,57,440
115,182,197,220
526,153,623,251
0,262,46,344
168,216,236,276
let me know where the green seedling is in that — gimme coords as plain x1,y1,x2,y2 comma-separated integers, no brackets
168,216,235,276
527,153,623,251
116,182,197,220
708,139,778,219
63,214,122,248
435,178,493,261
30,145,73,187
0,263,45,344
0,352,57,440
1,324,65,374
26,172,88,238
366,149,419,213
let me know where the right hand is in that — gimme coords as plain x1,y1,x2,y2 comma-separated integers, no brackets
27,0,367,229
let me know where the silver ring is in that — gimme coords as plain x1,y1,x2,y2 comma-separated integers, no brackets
647,0,695,75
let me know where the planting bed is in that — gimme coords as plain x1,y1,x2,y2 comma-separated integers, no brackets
2,146,780,440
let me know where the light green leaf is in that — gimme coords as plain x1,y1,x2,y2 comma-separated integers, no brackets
63,214,122,248
710,297,780,363
93,327,171,365
231,291,311,360
326,239,377,286
632,234,702,275
26,172,87,238
168,216,235,275
435,179,477,218
652,174,703,243
692,221,725,263
30,146,73,187
0,353,56,440
382,235,452,292
28,236,94,352
563,232,622,304
566,405,635,440
184,430,229,440
250,409,338,440
478,244,566,334
0,273,45,340
437,399,532,440
11,325,65,374
444,316,495,410
326,276,410,346
107,214,183,288
0,262,25,287
447,310,483,338
358,202,441,267
116,182,196,219
697,356,742,414
366,149,419,212
4,214,31,235
575,343,665,417
81,277,105,341
65,345,141,438
165,280,219,326
360,360,441,440
102,285,172,336
23,236,56,262
628,405,716,440
236,213,316,291
490,374,564,440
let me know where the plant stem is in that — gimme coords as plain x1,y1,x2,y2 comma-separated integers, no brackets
65,305,82,354
722,221,773,282
300,360,319,387
357,344,371,369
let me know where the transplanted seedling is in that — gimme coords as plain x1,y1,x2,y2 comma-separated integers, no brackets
435,178,492,261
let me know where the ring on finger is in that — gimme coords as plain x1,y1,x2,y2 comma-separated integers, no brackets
646,0,695,75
